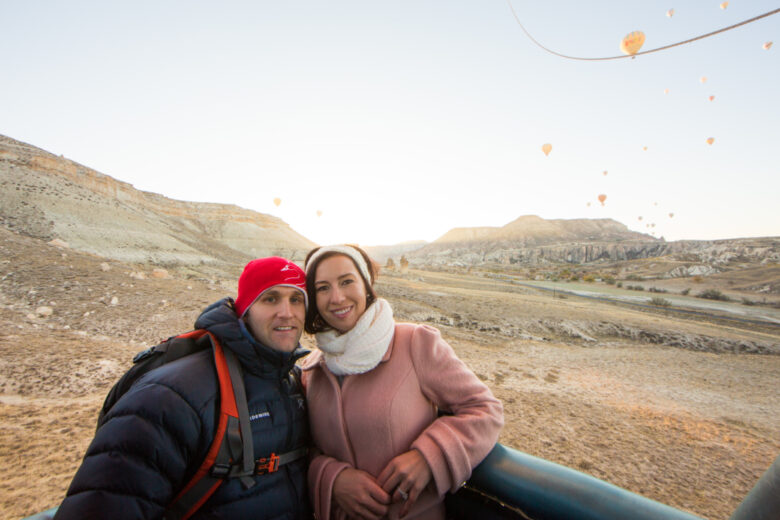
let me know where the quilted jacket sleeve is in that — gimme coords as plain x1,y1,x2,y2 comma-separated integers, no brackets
54,380,206,520
409,325,504,495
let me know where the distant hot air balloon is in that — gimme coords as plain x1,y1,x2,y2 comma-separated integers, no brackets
620,31,645,56
764,42,773,50
598,194,607,206
646,224,650,228
709,95,715,102
720,1,728,9
669,212,674,218
638,216,643,221
666,9,674,18
643,146,648,151
653,202,658,206
603,170,608,176
706,137,715,145
664,88,670,95
587,202,592,207
700,76,707,84
273,197,281,207
651,223,656,228
542,143,552,156
316,210,323,217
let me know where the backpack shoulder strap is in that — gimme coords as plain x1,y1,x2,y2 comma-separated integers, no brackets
165,332,254,520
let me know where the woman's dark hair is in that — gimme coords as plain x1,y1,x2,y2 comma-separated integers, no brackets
304,245,379,334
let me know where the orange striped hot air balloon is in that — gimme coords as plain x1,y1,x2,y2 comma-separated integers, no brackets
620,31,645,56
706,137,715,145
542,143,552,156
598,194,607,206
273,197,281,207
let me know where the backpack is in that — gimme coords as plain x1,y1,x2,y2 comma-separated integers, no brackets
97,329,295,520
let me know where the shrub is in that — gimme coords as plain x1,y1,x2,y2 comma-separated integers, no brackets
627,285,645,291
583,274,595,282
697,289,730,301
681,288,690,296
616,282,623,288
692,276,703,283
741,297,756,306
604,276,616,285
648,287,667,293
627,274,642,281
650,297,671,308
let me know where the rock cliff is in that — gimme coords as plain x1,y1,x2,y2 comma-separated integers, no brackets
407,215,779,268
0,134,315,268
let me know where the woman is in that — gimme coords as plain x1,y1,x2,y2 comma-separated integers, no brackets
301,245,503,520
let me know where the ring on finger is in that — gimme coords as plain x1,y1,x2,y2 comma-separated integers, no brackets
397,488,409,501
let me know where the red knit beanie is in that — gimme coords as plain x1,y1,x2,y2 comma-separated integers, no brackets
235,257,307,317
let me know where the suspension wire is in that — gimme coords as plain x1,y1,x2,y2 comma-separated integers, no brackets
506,0,780,61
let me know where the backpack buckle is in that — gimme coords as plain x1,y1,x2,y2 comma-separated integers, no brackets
255,453,279,475
210,463,231,478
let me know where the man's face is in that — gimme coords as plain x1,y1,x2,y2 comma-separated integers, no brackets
243,286,305,352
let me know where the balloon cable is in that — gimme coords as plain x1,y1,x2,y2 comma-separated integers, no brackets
505,1,780,61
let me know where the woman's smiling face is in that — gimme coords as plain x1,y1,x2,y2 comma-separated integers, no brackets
314,254,368,333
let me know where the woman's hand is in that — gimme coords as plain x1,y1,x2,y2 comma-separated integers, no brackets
377,449,433,518
333,467,390,519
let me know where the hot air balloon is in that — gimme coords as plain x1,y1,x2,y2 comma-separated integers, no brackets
669,212,674,218
664,88,670,95
620,31,645,56
586,202,592,207
598,194,607,206
643,146,648,151
709,95,715,101
542,143,552,156
720,1,728,9
764,42,773,50
603,170,608,176
638,216,643,221
273,197,281,207
666,9,674,18
316,210,323,217
700,76,707,84
651,223,656,228
653,202,658,206
706,137,715,145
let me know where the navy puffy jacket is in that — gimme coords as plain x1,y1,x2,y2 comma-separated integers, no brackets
55,298,312,519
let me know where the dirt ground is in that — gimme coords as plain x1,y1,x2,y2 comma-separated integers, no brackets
1,227,778,519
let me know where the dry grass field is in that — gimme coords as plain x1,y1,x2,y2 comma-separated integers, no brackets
1,227,778,519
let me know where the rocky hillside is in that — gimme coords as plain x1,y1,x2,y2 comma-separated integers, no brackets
406,215,779,268
0,135,315,271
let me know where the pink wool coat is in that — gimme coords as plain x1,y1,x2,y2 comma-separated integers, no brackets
301,323,504,520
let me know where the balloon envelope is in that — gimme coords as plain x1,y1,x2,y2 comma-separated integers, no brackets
316,210,323,217
664,88,670,94
764,42,773,50
598,194,607,206
720,1,728,9
666,9,674,17
542,143,552,156
638,216,643,221
602,170,608,176
273,197,281,207
669,213,674,218
709,95,715,102
620,31,645,56
706,137,715,145
700,76,707,83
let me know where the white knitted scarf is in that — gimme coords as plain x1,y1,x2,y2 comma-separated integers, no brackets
315,298,395,376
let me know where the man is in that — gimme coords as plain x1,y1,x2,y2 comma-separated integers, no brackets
55,257,312,519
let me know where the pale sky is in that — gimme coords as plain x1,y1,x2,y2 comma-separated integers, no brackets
2,1,778,246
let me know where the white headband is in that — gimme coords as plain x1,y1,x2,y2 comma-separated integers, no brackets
306,245,372,285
